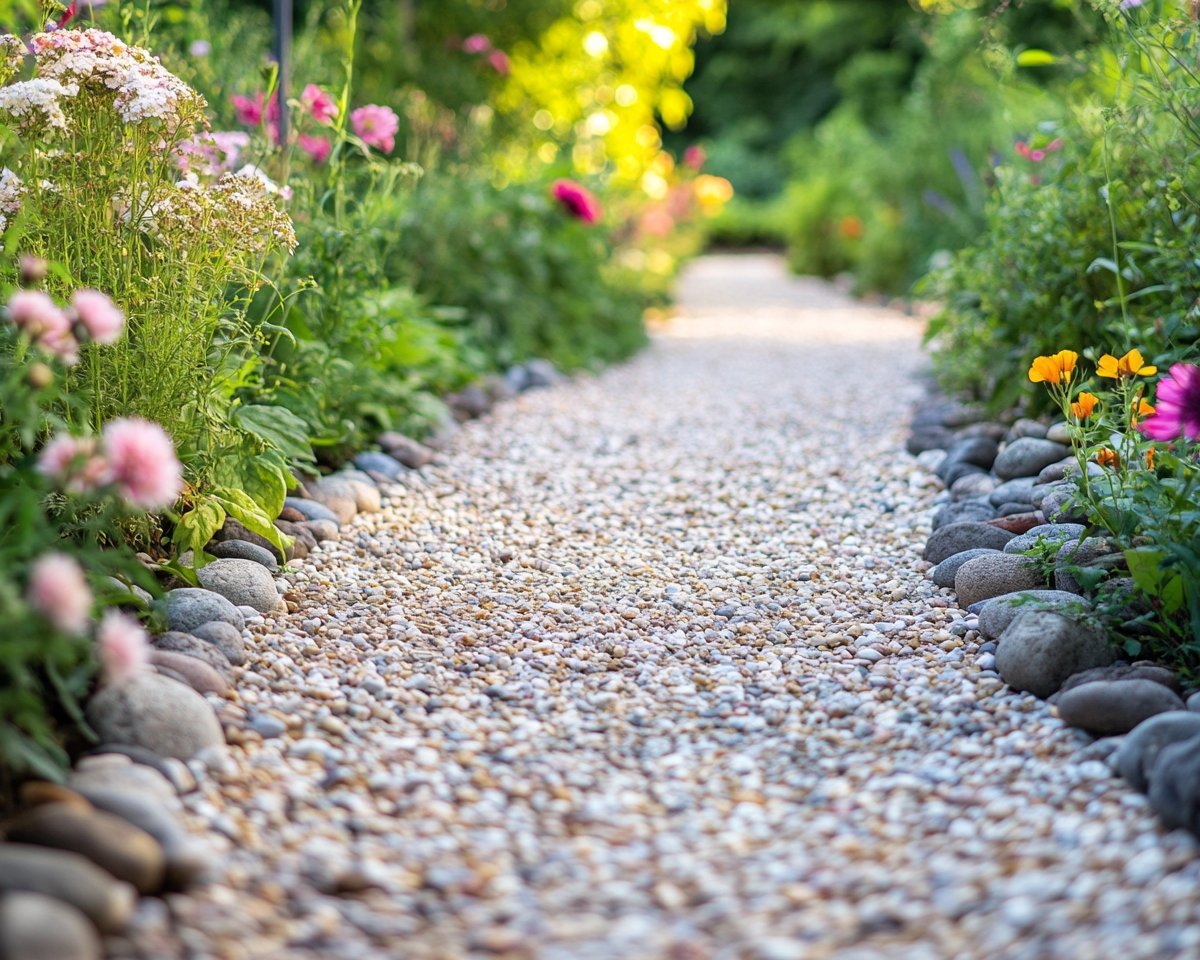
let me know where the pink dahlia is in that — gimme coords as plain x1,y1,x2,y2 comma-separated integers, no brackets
298,132,332,164
552,179,601,224
101,417,183,510
28,552,92,634
301,84,338,125
1139,363,1200,442
350,104,399,154
72,289,124,344
96,610,150,685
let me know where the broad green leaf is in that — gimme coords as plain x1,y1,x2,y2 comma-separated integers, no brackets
233,404,316,464
211,486,290,555
172,498,227,558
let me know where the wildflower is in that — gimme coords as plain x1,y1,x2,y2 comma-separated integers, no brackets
28,552,91,634
189,40,211,58
19,254,48,284
350,104,399,153
1027,349,1078,385
0,77,78,135
1145,447,1156,469
1139,363,1200,442
0,166,22,233
231,92,264,126
1070,391,1099,419
71,289,124,344
1097,348,1156,379
462,34,492,54
1130,397,1155,427
552,179,601,223
300,84,337,124
487,50,510,75
684,145,706,171
37,433,108,494
96,610,150,684
1095,448,1121,469
6,288,78,362
101,417,183,510
298,133,331,164
175,130,249,177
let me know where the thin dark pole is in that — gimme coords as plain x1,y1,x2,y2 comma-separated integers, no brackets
273,0,293,146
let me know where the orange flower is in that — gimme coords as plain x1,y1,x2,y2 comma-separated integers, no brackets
1145,447,1156,470
1097,348,1157,379
1095,448,1121,469
1028,350,1079,385
1070,391,1099,419
1131,397,1155,427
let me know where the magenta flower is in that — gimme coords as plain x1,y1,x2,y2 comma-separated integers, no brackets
37,434,108,495
231,92,264,126
552,179,601,224
462,34,491,54
487,50,510,75
97,610,150,685
1139,363,1200,441
28,552,92,634
298,133,332,164
101,417,183,510
300,84,338,125
350,104,399,154
72,289,124,344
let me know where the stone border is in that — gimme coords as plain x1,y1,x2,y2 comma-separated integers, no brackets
0,361,564,960
910,393,1200,839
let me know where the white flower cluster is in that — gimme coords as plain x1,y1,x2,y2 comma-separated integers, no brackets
22,28,207,134
0,76,78,135
0,33,25,84
0,166,24,233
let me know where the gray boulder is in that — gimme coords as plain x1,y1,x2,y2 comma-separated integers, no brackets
151,632,233,681
190,620,246,666
0,845,135,933
932,548,1002,589
1004,523,1087,555
207,538,279,572
994,438,1072,480
1055,537,1121,594
1056,679,1184,735
932,499,997,530
975,590,1092,639
995,609,1116,699
954,553,1047,608
1055,661,1183,700
0,891,100,960
283,496,341,525
1148,734,1200,835
949,472,997,501
159,588,244,634
924,522,1017,564
1007,418,1049,441
988,477,1038,508
86,673,224,760
196,558,279,613
1114,712,1200,792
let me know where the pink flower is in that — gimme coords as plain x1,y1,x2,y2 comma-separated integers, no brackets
72,289,124,344
683,145,706,171
1139,363,1200,441
28,552,92,634
1014,140,1032,159
350,104,399,154
300,84,338,124
96,610,150,685
231,92,264,126
1030,149,1046,162
462,34,491,54
101,417,183,510
487,50,510,75
6,289,79,364
37,433,108,494
552,179,601,224
298,133,332,164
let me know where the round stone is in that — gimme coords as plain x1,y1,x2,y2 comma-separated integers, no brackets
86,673,224,760
196,557,280,613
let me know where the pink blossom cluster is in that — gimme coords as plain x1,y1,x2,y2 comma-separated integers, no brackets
460,34,510,75
26,552,150,682
1015,137,1064,163
175,130,250,177
38,416,183,510
5,287,124,363
26,28,207,134
230,83,342,162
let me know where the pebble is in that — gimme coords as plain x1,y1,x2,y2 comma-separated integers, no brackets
0,844,136,933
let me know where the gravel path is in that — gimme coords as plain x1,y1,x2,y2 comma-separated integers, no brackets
116,254,1200,960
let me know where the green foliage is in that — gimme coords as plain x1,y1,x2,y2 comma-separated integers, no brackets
391,172,649,372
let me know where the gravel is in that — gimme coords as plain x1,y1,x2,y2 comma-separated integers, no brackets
109,255,1200,960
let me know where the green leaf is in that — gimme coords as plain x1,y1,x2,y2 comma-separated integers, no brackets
1016,49,1058,67
211,486,290,555
1125,546,1185,615
172,498,227,558
233,404,316,464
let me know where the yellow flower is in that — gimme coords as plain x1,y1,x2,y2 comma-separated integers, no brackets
1028,350,1079,385
1070,391,1099,419
1096,348,1157,379
1095,448,1121,469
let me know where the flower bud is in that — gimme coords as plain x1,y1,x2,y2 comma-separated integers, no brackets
18,254,48,285
26,361,53,389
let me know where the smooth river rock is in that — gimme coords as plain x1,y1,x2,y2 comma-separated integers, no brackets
0,892,100,960
995,609,1116,699
159,588,245,635
975,590,1092,639
1114,712,1200,792
196,558,279,613
1056,679,1185,735
994,437,1072,480
954,553,1047,608
0,844,135,933
86,673,224,760
924,522,1017,565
